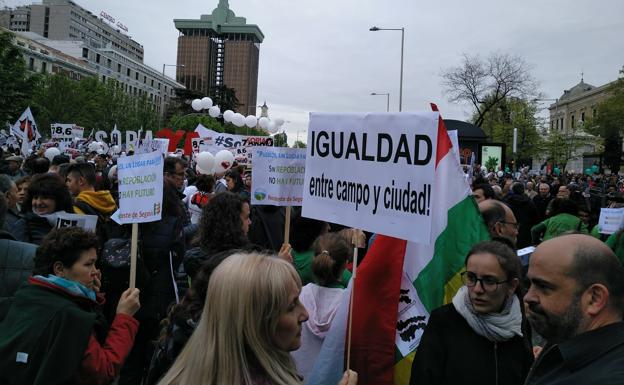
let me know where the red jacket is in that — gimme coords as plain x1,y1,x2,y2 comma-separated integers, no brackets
76,313,139,385
30,278,139,385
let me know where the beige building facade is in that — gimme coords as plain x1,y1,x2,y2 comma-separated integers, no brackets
541,78,617,172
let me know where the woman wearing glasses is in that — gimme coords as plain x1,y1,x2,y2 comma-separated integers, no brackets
410,241,533,385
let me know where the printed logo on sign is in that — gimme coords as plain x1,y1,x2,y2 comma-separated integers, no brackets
254,189,267,201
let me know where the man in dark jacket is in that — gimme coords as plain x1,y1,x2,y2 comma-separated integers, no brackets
532,183,552,221
0,175,22,232
504,183,539,248
524,234,624,384
0,194,37,299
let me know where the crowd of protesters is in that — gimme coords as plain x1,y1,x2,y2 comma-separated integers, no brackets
1,142,624,384
0,146,358,385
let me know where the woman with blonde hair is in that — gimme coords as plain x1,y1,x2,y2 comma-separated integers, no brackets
157,252,356,385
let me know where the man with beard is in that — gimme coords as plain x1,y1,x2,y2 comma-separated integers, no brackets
524,234,624,384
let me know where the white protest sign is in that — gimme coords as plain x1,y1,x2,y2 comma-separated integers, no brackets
72,125,85,139
302,112,438,244
136,138,169,155
251,147,306,206
196,126,274,148
191,137,214,154
56,213,98,232
51,123,74,139
598,208,624,234
113,151,164,224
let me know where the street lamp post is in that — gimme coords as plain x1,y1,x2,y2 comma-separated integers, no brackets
370,92,390,112
533,98,559,133
370,26,404,111
162,63,185,77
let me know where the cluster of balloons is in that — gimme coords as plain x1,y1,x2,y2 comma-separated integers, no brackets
195,149,235,175
191,96,285,134
584,165,600,175
191,97,221,118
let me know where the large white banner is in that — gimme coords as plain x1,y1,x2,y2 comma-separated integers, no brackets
302,112,439,244
113,151,164,224
193,136,253,166
194,125,274,148
251,147,306,206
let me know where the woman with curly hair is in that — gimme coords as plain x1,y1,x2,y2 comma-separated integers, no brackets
183,192,252,279
0,227,140,385
12,173,74,244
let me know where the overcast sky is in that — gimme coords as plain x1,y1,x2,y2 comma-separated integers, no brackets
5,0,624,144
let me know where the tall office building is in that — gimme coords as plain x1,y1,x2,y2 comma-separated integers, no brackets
1,0,184,117
174,0,264,115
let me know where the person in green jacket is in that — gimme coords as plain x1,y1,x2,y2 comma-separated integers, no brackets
290,216,355,288
531,198,588,244
606,230,624,266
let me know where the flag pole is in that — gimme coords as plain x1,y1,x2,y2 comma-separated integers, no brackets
346,230,360,370
283,206,291,245
129,222,138,289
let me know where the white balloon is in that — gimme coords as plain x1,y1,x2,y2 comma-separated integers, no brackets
196,151,215,175
223,110,234,122
191,99,203,111
88,142,100,152
111,145,121,154
258,117,269,129
245,115,258,128
200,97,213,110
44,147,61,162
497,170,504,177
214,150,235,173
267,121,278,134
208,105,221,118
233,113,245,127
274,117,285,127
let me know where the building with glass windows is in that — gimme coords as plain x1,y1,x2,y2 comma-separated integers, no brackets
174,0,264,115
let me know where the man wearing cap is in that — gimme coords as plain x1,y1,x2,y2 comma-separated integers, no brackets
524,234,624,384
4,155,26,181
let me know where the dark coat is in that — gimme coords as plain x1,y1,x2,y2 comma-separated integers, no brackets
2,207,22,234
0,230,37,298
410,303,533,385
138,217,185,322
532,194,553,222
525,322,624,384
12,212,54,245
505,193,540,248
0,279,103,385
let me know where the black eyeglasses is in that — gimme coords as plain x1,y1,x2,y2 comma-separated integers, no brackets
461,271,509,292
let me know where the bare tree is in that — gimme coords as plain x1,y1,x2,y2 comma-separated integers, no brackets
441,53,539,127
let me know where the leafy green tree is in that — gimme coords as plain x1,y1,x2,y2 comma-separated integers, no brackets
32,74,159,136
476,97,543,164
211,84,240,113
0,30,40,126
273,132,288,147
292,140,306,148
538,127,588,171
